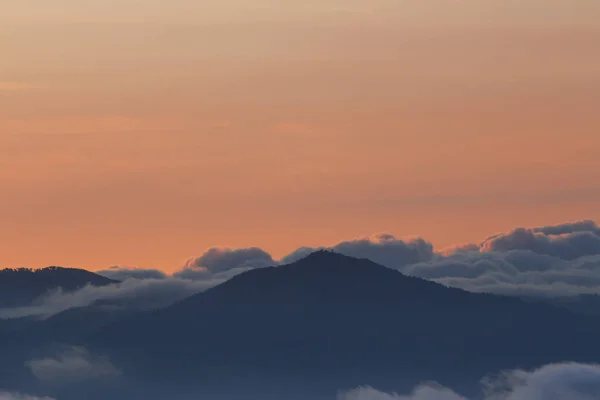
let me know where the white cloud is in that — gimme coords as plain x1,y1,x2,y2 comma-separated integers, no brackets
339,362,600,400
341,384,466,400
26,346,120,384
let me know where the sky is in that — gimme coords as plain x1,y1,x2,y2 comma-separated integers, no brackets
2,0,600,272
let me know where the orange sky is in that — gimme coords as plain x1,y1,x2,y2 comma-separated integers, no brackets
2,1,600,272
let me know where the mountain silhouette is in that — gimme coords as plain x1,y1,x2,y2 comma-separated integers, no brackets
0,266,117,308
89,251,600,399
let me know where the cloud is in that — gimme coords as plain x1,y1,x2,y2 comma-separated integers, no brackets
281,234,435,268
400,220,600,297
26,346,120,384
340,384,466,400
264,220,600,298
534,220,600,236
339,362,600,400
0,278,213,319
404,253,600,297
277,222,600,297
478,223,600,260
96,266,167,281
175,247,274,280
0,394,54,400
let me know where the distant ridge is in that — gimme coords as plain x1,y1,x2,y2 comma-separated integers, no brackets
0,266,118,307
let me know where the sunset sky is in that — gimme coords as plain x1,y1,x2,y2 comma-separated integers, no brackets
2,0,600,272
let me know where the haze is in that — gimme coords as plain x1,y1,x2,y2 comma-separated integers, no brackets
2,0,600,271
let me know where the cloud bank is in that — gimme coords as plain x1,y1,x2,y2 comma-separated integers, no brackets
2,220,600,319
174,247,275,280
26,346,120,384
171,220,600,298
403,220,600,297
339,362,600,400
283,220,600,297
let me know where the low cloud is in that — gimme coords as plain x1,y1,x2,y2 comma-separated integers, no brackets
478,222,600,260
0,278,213,319
341,385,465,400
0,394,54,400
280,221,600,297
97,266,167,281
401,220,600,297
339,362,600,400
26,346,120,384
176,247,274,279
404,252,600,297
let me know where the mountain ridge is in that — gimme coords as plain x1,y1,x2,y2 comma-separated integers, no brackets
0,266,118,308
85,251,600,399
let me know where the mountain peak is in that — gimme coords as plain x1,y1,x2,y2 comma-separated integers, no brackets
301,249,341,259
174,250,449,310
284,249,404,277
292,249,374,266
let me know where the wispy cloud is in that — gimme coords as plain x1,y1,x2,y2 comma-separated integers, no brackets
0,278,213,319
26,346,120,384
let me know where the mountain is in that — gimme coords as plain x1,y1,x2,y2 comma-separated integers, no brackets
0,267,119,396
88,251,600,399
0,266,118,308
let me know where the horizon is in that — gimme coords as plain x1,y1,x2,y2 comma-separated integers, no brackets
1,217,598,301
0,218,598,273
